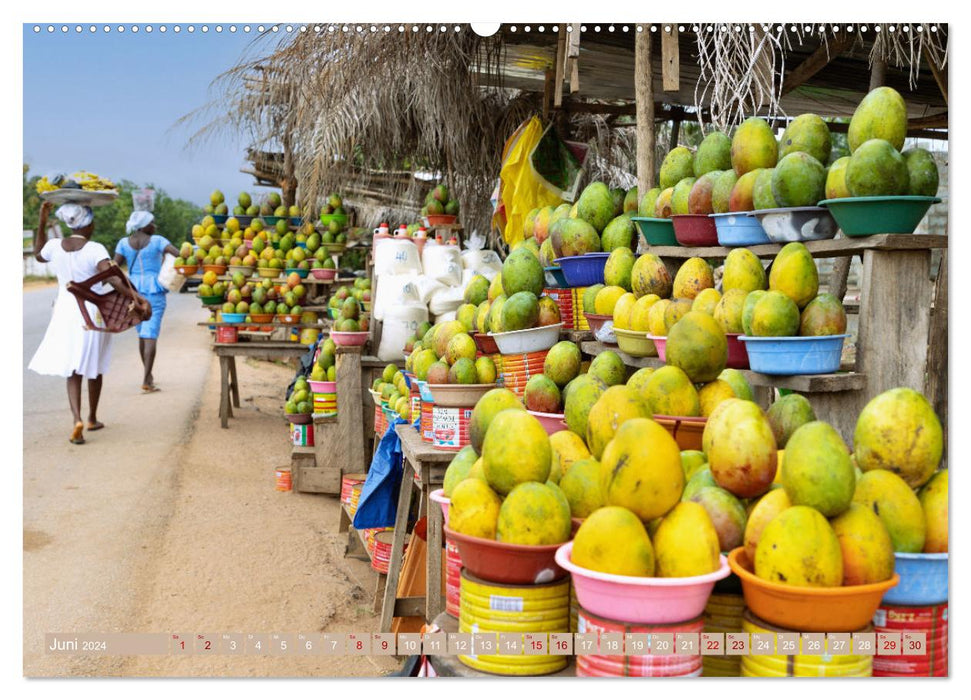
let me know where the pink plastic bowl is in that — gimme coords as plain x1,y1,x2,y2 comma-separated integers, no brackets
430,488,450,527
528,410,568,435
309,380,337,393
310,267,337,281
331,330,369,347
555,542,730,624
725,333,750,369
646,334,667,361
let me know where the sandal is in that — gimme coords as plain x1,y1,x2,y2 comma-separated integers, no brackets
87,421,105,431
141,384,161,394
70,422,85,445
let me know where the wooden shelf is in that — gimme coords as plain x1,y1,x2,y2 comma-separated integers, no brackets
560,329,593,344
396,424,457,465
580,341,866,394
644,233,947,260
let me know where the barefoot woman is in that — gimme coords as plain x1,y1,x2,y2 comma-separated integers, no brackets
28,202,151,444
113,211,180,393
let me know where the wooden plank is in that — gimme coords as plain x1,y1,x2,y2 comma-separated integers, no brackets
219,356,231,428
925,250,947,466
635,27,656,195
379,468,415,633
579,341,865,393
853,248,934,446
924,46,948,105
644,234,948,261
553,24,567,108
661,27,680,92
392,597,426,618
396,424,458,464
828,256,852,301
292,460,340,494
781,32,854,95
567,24,580,94
426,478,444,622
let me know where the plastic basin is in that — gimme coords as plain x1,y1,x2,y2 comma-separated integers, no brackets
430,489,450,528
445,527,567,585
228,265,254,277
202,264,227,276
614,328,657,358
319,213,349,228
672,214,719,246
653,415,706,451
285,267,310,279
881,552,948,606
725,333,750,369
416,380,435,403
557,542,730,624
310,267,337,281
739,335,849,375
331,330,369,347
554,253,610,287
819,196,942,236
543,266,569,288
489,323,563,354
175,265,199,276
584,313,612,336
220,313,246,324
309,380,337,393
249,314,274,323
288,412,312,425
473,332,499,355
646,334,667,361
199,295,224,305
212,214,228,225
728,547,900,633
712,212,771,246
528,410,568,435
427,383,494,408
631,217,678,246
257,268,282,279
752,207,839,243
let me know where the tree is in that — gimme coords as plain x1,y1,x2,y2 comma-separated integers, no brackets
23,166,203,253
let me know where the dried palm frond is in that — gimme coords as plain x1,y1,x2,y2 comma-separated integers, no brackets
870,23,948,89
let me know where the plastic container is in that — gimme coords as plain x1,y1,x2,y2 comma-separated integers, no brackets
288,411,312,425
429,488,450,527
309,380,337,394
543,266,568,288
175,264,199,276
631,217,678,246
319,213,349,228
472,332,499,355
752,206,839,243
445,527,567,585
212,214,228,225
220,313,246,324
416,380,435,403
647,334,667,361
202,264,227,276
489,323,563,354
199,295,224,306
215,326,238,343
728,547,900,633
557,542,730,624
554,253,610,287
331,330,369,347
584,313,612,336
528,410,568,435
249,313,274,323
739,334,849,375
725,333,750,369
257,268,282,279
425,214,458,226
285,267,310,279
426,383,494,408
672,214,719,246
653,415,707,451
819,196,942,237
881,552,948,606
614,328,657,358
712,212,771,247
228,265,254,277
577,609,704,677
274,467,292,492
310,267,337,281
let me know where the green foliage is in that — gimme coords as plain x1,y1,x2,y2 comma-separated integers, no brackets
22,165,203,253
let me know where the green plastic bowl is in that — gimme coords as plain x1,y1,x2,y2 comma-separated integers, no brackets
818,196,942,237
631,216,679,246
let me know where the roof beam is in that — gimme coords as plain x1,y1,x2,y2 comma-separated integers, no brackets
781,32,855,96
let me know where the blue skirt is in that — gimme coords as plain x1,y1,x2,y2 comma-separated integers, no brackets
137,292,167,339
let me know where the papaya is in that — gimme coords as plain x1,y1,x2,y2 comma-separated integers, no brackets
848,86,908,153
782,421,855,517
573,506,656,577
799,293,847,336
585,385,651,460
769,242,819,309
711,170,739,213
903,148,940,197
653,502,722,577
846,139,909,197
644,365,701,417
743,488,791,561
731,117,778,175
766,394,816,448
723,248,767,293
496,482,572,545
852,470,926,553
694,132,732,176
559,458,605,518
918,470,948,553
779,113,832,164
631,253,673,299
660,147,696,189
830,503,896,585
704,399,777,498
666,311,728,384
754,505,843,587
673,257,715,300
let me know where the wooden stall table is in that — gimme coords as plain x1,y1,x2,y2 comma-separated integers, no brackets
378,424,452,633
211,341,308,428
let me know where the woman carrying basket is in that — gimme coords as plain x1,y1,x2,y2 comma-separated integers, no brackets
113,211,180,393
28,202,152,445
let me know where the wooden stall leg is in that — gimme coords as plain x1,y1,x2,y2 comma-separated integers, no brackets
379,469,415,632
426,481,444,622
219,356,231,428
228,357,240,408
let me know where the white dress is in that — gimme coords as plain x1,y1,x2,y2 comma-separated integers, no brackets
28,239,113,380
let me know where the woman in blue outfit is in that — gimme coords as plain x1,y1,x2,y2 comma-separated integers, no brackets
114,211,181,393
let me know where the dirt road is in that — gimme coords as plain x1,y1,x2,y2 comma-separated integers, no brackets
23,288,397,677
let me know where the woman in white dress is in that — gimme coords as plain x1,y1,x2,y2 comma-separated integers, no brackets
28,202,151,444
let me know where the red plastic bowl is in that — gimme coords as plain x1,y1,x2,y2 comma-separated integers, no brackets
528,410,567,435
726,333,750,369
473,332,499,354
331,330,369,347
444,527,568,585
672,214,719,246
584,313,612,335
310,267,337,281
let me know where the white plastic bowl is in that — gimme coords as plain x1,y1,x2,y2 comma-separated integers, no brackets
488,323,563,354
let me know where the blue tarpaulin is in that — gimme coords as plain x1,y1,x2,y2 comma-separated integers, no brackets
352,417,406,530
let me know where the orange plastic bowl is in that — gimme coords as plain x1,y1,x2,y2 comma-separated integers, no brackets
444,527,567,585
653,415,706,451
728,547,900,632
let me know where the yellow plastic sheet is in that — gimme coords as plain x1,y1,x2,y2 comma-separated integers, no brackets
495,116,564,247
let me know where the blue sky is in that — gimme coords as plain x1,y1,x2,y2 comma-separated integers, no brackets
23,24,282,207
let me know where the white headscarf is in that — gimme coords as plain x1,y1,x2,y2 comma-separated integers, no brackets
126,211,155,234
55,204,94,230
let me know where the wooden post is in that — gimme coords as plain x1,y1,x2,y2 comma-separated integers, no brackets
635,27,656,195
661,26,680,92
924,250,947,465
669,118,682,152
553,25,567,108
869,58,887,90
923,46,948,105
567,24,581,94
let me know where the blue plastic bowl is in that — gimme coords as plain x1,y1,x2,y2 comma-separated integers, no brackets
212,214,229,225
554,253,610,287
712,212,771,246
417,380,435,403
220,312,247,324
544,266,569,288
882,553,948,606
631,216,678,246
402,371,415,391
738,334,849,375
